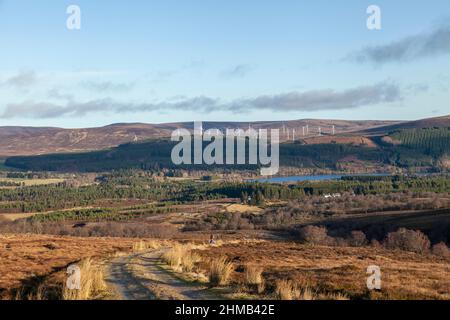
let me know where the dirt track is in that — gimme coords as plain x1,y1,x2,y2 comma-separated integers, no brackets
105,249,218,300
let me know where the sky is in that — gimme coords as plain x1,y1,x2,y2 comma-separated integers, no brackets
0,0,449,128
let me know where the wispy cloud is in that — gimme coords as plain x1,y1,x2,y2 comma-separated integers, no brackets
47,88,75,101
80,81,134,92
349,23,450,64
228,82,401,112
0,82,402,119
1,70,37,88
220,64,253,78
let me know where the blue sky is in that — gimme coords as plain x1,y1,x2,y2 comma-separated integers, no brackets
0,0,449,128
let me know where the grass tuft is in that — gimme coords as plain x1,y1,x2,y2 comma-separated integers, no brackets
162,243,202,272
208,256,234,287
275,279,298,300
62,258,107,300
132,240,160,252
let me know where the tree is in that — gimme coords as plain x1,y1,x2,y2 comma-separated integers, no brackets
255,191,265,206
384,228,430,254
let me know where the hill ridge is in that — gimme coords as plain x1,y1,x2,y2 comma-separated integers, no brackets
0,116,448,157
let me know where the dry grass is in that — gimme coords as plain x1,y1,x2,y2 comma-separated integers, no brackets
0,178,65,187
181,251,202,273
0,213,46,221
226,204,263,214
275,280,348,300
323,292,349,300
242,264,265,294
208,256,234,287
11,258,109,300
21,284,47,300
0,234,137,299
162,244,184,269
62,258,107,300
275,279,298,300
298,286,319,300
162,243,202,272
132,240,161,252
244,265,263,285
197,240,450,300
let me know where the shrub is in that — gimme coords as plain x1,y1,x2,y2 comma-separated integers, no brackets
431,242,450,258
298,225,331,245
208,256,234,286
384,228,430,254
332,237,348,247
370,239,382,248
348,231,368,247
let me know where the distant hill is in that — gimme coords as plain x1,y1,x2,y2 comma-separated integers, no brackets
0,123,178,157
4,123,449,173
0,119,399,156
2,116,448,173
4,139,384,172
358,115,450,135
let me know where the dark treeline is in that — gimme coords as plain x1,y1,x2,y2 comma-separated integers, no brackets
5,128,450,172
195,175,450,204
5,172,54,179
390,127,449,155
0,171,448,213
4,139,260,172
0,170,186,212
184,192,449,233
0,219,178,239
0,181,21,187
28,203,178,223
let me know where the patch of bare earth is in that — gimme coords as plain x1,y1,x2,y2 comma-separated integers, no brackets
106,249,219,300
303,135,377,147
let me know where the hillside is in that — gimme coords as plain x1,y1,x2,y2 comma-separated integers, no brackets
2,116,449,173
359,115,450,135
0,119,398,156
0,123,178,157
5,128,449,173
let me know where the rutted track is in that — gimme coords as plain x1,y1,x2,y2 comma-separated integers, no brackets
105,249,219,300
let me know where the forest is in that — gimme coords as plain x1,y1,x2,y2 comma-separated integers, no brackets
4,128,449,172
0,171,448,213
